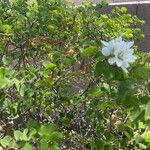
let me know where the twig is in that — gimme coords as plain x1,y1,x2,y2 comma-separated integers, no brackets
0,33,13,36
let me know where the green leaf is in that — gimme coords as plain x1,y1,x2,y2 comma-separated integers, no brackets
138,143,147,150
99,101,116,111
135,135,144,143
49,144,60,150
2,24,12,33
22,129,29,141
2,55,11,65
0,77,10,89
118,80,135,97
133,66,150,81
28,128,37,140
20,84,27,97
47,24,57,33
39,124,58,137
14,129,29,141
88,86,102,97
14,79,27,97
82,46,97,58
94,61,118,80
0,67,5,78
23,143,33,150
14,78,21,92
130,106,145,122
50,52,61,61
50,131,63,143
142,131,150,143
120,7,127,13
27,119,40,130
145,101,150,120
0,67,14,88
0,136,13,148
140,96,150,105
14,130,23,141
103,131,113,140
43,61,57,70
95,139,105,149
121,95,139,109
118,124,134,138
94,61,105,77
39,139,49,150
90,139,105,150
62,117,71,127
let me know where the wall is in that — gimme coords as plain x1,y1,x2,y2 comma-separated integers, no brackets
74,0,150,4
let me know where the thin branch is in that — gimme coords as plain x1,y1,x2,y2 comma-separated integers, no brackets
0,33,13,36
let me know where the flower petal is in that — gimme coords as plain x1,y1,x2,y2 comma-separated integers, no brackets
122,62,130,68
116,58,123,67
126,55,136,63
102,47,111,56
115,37,122,42
101,37,136,72
108,57,116,65
101,41,109,47
126,41,134,48
121,66,128,73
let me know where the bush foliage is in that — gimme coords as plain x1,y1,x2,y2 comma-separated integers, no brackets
0,0,150,149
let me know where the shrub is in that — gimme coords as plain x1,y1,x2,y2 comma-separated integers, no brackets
0,0,149,149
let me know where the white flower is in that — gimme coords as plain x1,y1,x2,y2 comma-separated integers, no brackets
101,37,136,72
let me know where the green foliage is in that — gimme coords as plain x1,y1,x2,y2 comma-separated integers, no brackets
0,0,149,149
0,121,62,149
